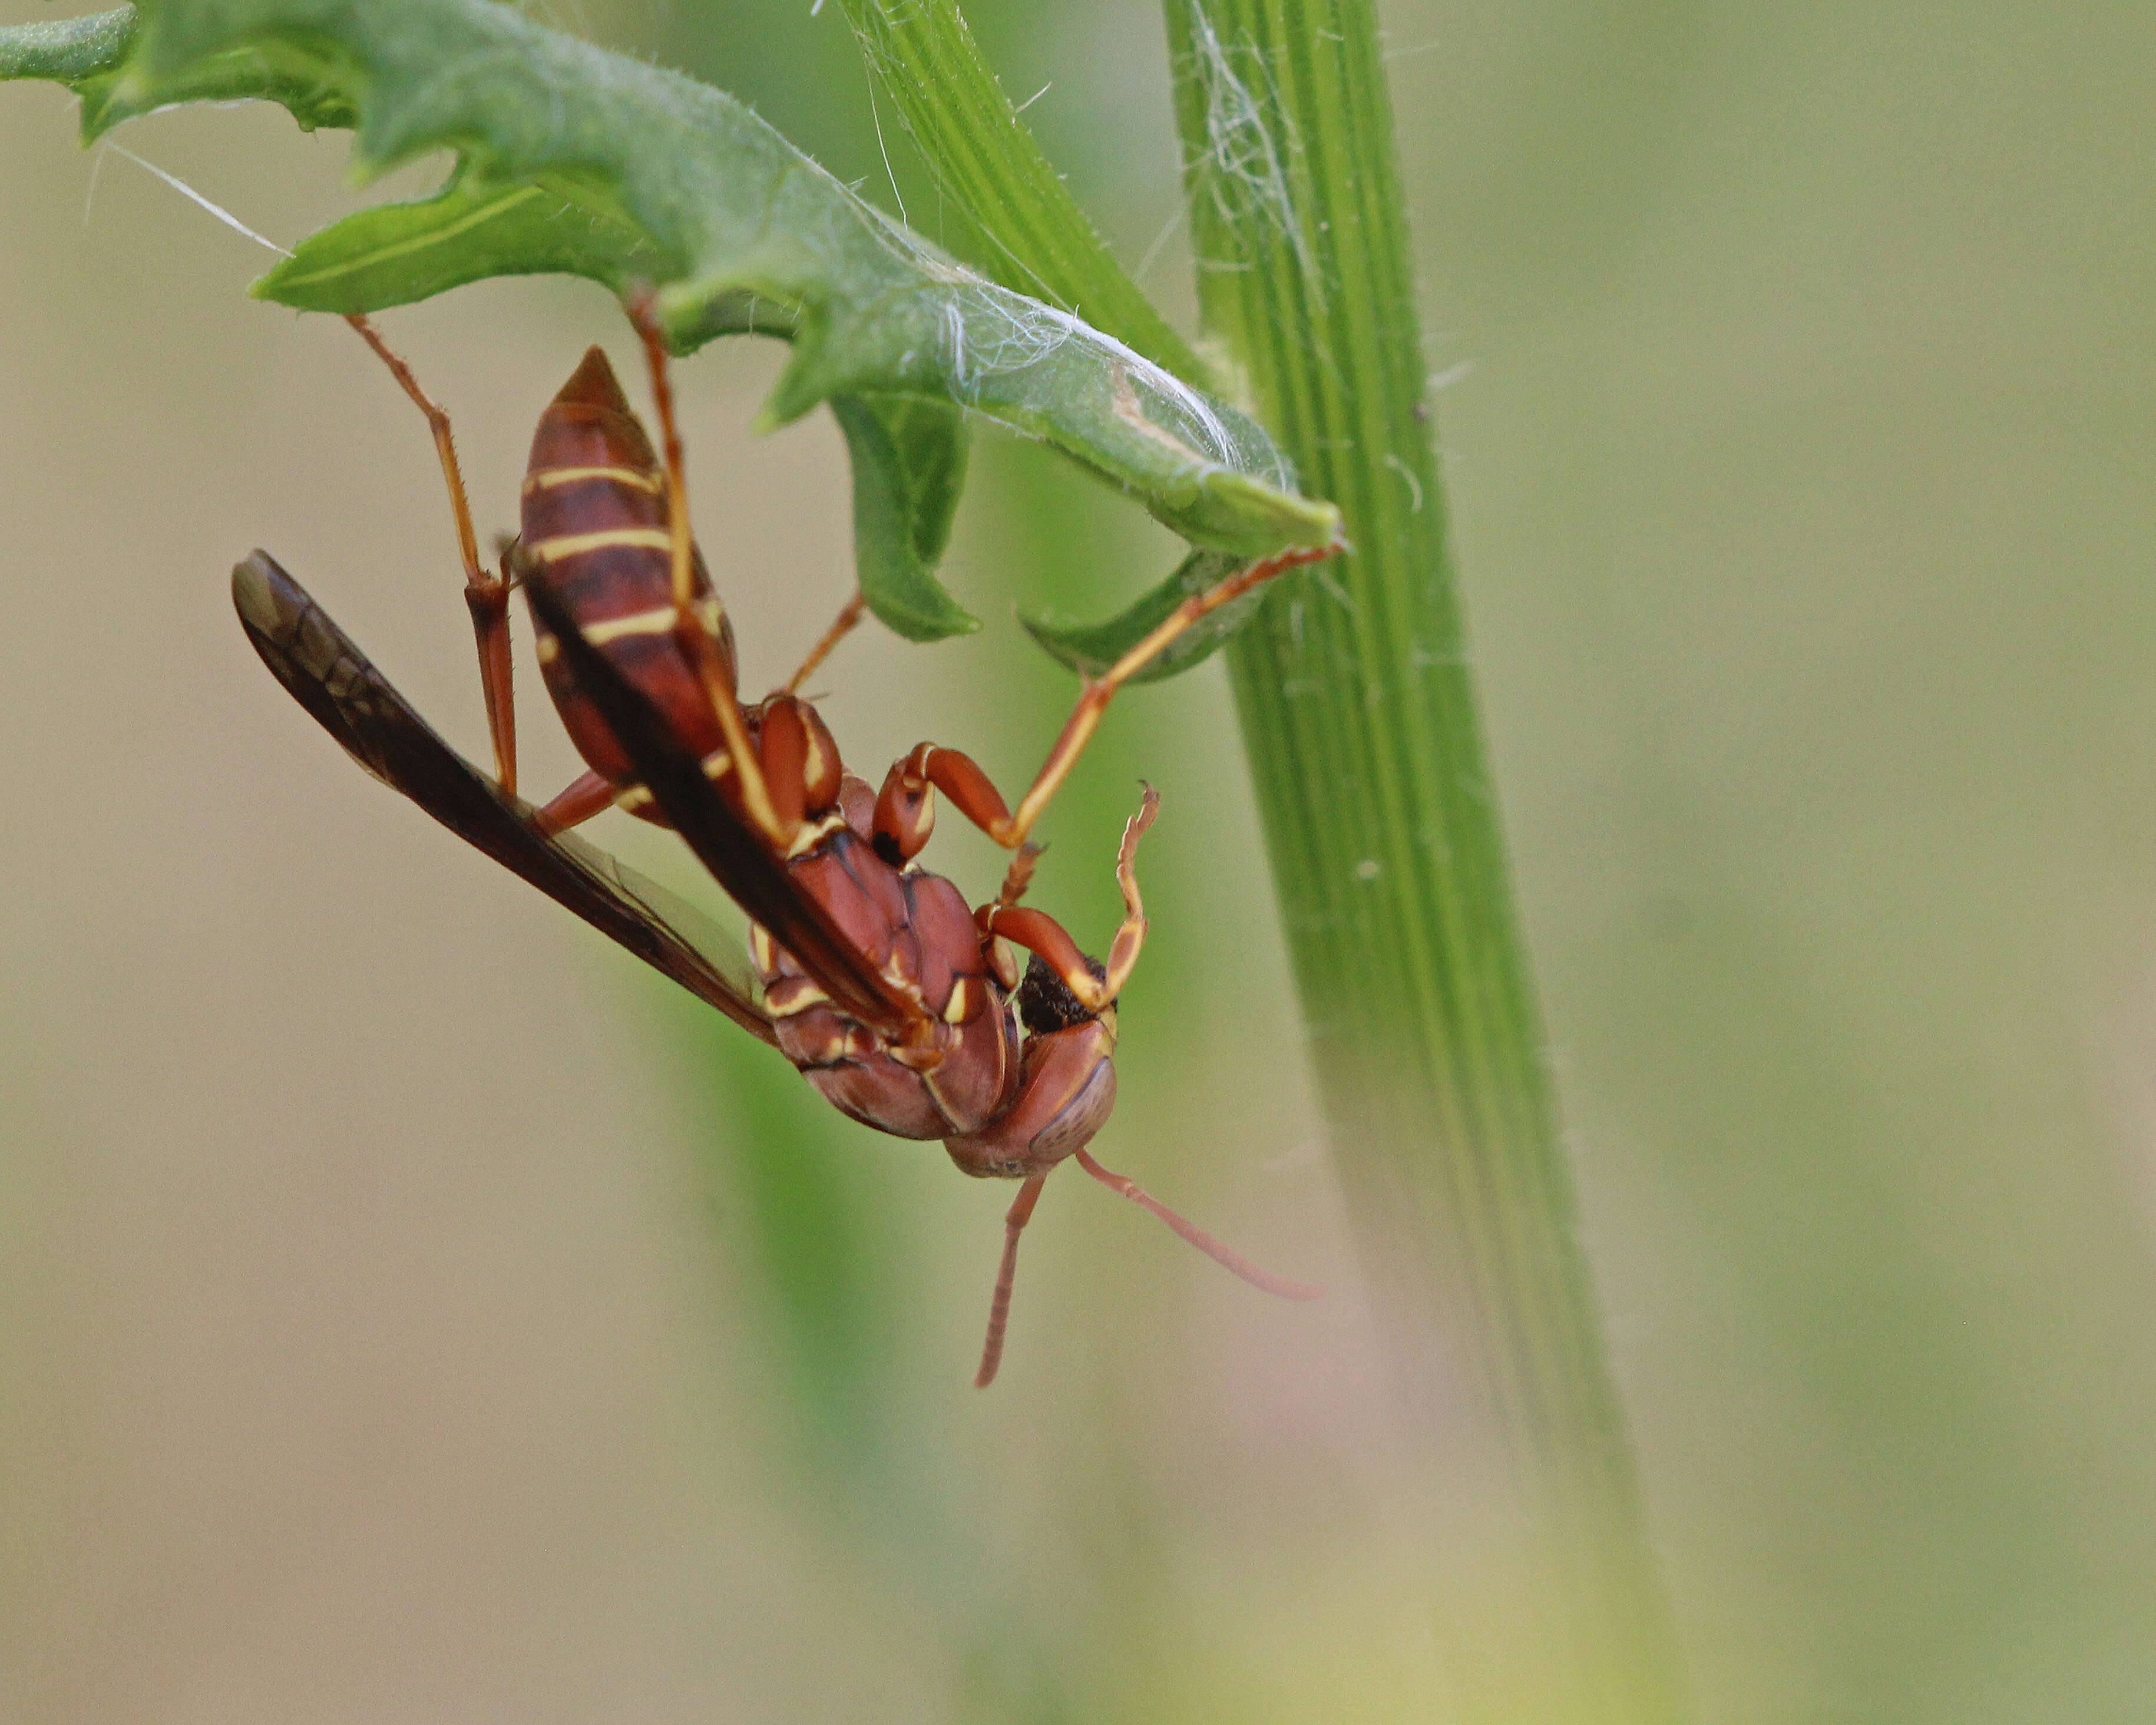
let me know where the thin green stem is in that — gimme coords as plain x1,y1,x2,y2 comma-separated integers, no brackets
1163,1,1688,1717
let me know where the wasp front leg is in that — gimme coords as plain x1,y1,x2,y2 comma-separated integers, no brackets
951,787,1317,1389
980,787,1159,1013
944,787,1159,1189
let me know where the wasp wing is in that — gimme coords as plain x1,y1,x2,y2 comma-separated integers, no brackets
523,570,922,1039
232,550,778,1047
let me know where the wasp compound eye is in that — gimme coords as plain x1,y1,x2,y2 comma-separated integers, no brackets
1017,951,1108,1036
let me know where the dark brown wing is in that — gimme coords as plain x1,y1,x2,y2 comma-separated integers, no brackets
232,550,778,1047
522,569,922,1038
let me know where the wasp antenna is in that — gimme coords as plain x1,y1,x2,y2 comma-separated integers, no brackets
976,1171,1052,1387
1073,1149,1324,1300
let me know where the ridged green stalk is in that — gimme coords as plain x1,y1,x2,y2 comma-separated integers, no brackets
838,0,1209,386
1161,1,1687,1717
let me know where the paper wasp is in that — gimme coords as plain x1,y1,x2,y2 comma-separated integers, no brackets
233,306,1332,1384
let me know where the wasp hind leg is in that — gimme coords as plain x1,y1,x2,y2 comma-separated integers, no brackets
621,290,793,850
345,313,520,797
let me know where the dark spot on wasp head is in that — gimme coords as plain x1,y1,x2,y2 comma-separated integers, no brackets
1017,952,1106,1036
872,831,905,868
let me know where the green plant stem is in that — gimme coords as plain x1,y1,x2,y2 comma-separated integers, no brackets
1162,1,1687,1717
839,0,1210,388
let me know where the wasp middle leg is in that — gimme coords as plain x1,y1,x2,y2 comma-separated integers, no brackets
873,537,1344,866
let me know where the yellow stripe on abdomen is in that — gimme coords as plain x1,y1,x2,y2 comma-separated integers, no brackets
528,526,674,563
521,465,663,495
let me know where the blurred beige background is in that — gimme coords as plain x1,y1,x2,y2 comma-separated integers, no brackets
3,0,2154,1720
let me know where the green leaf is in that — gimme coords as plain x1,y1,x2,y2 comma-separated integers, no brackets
838,0,1209,391
254,166,664,308
1021,547,1253,685
0,5,353,136
829,396,978,643
1,3,1339,651
0,10,128,109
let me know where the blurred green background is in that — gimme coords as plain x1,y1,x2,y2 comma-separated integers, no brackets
2,1,2152,1719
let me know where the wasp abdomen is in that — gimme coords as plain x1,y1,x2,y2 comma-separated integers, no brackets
520,346,737,816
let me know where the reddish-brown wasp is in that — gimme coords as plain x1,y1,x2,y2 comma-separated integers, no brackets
234,308,1333,1384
